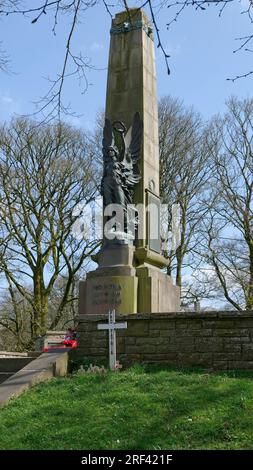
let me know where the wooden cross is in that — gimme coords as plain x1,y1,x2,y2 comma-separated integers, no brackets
97,309,127,370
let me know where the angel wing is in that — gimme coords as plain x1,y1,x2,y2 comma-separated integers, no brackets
123,112,143,188
102,118,114,158
125,112,143,165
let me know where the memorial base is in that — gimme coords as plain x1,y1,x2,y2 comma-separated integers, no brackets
79,244,180,315
136,265,180,313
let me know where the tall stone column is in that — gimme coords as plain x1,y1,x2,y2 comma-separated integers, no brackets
79,8,180,315
106,8,159,248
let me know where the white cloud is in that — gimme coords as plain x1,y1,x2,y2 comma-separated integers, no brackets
0,92,22,119
82,42,105,53
1,95,13,104
90,42,105,52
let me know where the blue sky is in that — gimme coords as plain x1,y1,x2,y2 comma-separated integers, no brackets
0,1,252,129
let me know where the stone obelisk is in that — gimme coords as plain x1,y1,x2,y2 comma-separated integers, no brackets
79,8,180,315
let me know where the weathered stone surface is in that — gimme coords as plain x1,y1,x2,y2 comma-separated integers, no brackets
215,353,240,361
125,321,149,336
141,353,177,362
218,311,247,318
223,336,250,343
150,320,175,330
76,308,253,370
228,361,253,369
137,267,180,313
234,319,253,328
212,361,228,370
223,343,242,353
176,320,202,330
125,344,157,354
195,338,223,352
149,329,160,337
124,337,136,345
177,353,213,366
106,9,160,204
213,328,250,337
160,329,176,337
80,274,138,315
204,320,235,329
172,337,195,346
175,328,213,337
135,337,166,346
157,344,177,354
242,344,253,360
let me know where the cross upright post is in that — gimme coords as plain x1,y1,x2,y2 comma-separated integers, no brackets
97,309,127,370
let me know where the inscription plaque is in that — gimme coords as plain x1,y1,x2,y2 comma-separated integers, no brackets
92,283,122,306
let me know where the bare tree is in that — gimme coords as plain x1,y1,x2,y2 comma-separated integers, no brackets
0,118,100,348
159,96,211,303
197,96,253,310
0,284,33,351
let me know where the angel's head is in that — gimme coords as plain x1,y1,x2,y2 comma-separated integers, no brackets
107,146,118,161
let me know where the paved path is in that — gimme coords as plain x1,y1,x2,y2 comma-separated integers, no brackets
0,351,69,408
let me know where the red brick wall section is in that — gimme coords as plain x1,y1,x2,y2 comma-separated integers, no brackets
75,312,253,370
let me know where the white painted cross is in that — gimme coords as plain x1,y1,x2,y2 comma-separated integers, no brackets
97,309,127,370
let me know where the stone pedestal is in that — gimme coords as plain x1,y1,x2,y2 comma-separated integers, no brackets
137,266,180,313
79,244,139,315
79,243,180,315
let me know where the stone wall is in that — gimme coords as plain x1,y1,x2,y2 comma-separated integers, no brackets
76,311,253,370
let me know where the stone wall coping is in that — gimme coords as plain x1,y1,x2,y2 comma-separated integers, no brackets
45,331,66,335
77,311,253,322
0,351,30,357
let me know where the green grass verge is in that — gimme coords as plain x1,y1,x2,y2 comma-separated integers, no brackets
1,365,253,450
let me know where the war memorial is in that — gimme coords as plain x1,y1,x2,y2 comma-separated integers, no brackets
75,8,253,371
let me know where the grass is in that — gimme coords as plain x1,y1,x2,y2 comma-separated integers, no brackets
1,364,253,450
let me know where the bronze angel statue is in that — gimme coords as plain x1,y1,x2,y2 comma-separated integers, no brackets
101,112,143,233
